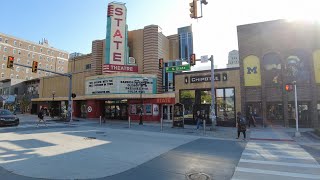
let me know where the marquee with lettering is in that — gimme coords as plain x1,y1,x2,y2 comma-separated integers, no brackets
85,76,157,95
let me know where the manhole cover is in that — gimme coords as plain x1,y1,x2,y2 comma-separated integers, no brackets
96,131,105,134
84,137,96,140
186,172,211,180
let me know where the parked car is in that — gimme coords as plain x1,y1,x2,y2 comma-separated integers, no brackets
0,109,19,127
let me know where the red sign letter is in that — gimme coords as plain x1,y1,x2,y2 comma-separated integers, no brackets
114,41,122,49
113,52,122,61
115,8,123,15
114,18,123,26
113,29,123,38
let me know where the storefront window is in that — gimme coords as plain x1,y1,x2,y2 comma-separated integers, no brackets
180,90,195,119
215,88,236,126
267,103,283,125
200,90,211,104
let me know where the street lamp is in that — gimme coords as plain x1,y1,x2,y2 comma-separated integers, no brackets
139,77,148,125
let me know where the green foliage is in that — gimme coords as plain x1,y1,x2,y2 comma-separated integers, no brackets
180,90,195,99
20,95,31,113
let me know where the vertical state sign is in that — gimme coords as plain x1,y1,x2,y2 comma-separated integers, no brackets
106,2,127,65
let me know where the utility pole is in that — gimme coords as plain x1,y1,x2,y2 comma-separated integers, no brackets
293,81,301,137
209,55,216,130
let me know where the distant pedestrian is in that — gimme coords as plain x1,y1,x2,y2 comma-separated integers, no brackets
248,112,256,128
236,112,246,140
37,108,47,127
196,110,203,130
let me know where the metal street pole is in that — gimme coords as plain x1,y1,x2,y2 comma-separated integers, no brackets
210,55,216,130
293,81,301,137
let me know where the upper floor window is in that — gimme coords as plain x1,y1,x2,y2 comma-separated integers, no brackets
46,64,49,69
17,58,21,63
28,45,31,50
18,50,21,55
16,67,20,72
14,41,17,46
47,50,50,55
39,63,42,68
85,64,91,70
50,65,53,69
13,49,16,54
2,64,5,69
16,75,19,79
4,47,7,52
27,60,30,65
51,58,54,62
32,53,35,59
40,48,43,52
51,51,54,56
58,60,61,64
0,37,2,41
62,54,64,58
33,46,36,51
47,57,49,62
4,39,8,43
10,74,13,78
19,42,22,47
28,53,31,58
39,55,42,60
1,73,4,78
3,56,6,61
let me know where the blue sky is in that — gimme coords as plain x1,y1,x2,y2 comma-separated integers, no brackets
2,0,319,69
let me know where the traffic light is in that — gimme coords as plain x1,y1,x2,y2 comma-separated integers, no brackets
189,0,198,19
190,54,196,66
159,58,164,69
32,61,38,73
285,83,293,92
7,56,14,68
72,93,76,98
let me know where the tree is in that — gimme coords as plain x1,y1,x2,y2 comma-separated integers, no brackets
20,95,31,114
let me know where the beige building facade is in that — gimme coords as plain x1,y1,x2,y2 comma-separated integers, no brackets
175,68,241,126
33,25,179,122
0,33,69,81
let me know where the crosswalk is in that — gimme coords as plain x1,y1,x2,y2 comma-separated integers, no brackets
232,141,320,180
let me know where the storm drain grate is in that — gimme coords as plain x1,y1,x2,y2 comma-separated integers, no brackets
84,137,97,140
186,172,211,180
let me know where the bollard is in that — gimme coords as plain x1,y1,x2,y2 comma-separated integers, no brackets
203,120,206,135
128,116,131,128
100,116,102,125
160,118,163,131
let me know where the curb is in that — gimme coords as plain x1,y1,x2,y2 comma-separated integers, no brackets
249,138,294,142
306,131,320,140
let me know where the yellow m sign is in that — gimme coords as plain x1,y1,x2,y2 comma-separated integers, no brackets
244,55,261,86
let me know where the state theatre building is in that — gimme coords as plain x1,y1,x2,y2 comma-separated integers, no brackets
238,20,320,128
175,68,241,126
31,2,181,122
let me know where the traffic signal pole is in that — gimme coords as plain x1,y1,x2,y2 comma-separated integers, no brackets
293,81,301,137
13,62,73,122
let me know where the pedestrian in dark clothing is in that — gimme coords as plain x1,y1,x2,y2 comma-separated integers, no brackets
248,112,256,128
196,110,203,130
37,108,47,127
236,112,246,140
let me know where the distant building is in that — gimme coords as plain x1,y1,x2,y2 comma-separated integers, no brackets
227,50,239,68
0,33,69,81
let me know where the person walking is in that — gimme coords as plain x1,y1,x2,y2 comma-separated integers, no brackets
196,110,203,130
37,108,47,127
248,111,256,128
236,112,247,140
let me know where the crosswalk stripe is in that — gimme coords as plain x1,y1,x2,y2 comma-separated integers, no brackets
235,167,320,179
242,152,315,160
247,142,300,148
240,159,320,168
246,145,302,151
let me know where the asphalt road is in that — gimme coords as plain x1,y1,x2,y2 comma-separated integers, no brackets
95,139,246,180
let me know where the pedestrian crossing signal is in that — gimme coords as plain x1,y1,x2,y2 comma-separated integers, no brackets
32,61,38,73
285,83,293,92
